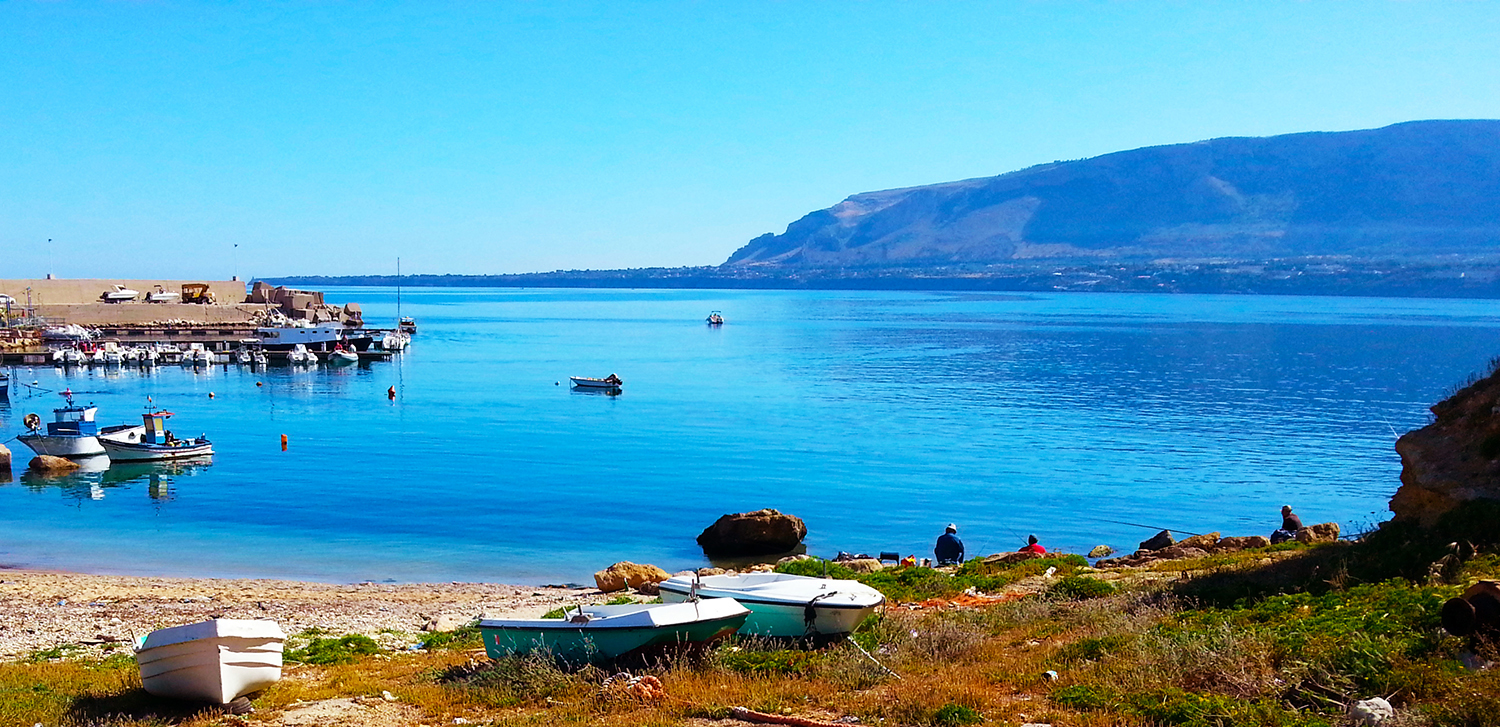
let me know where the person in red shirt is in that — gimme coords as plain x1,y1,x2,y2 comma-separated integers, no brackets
1019,534,1046,554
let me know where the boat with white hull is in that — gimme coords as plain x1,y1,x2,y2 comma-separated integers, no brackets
136,619,285,704
570,374,623,389
478,598,749,664
18,391,106,458
658,573,885,637
100,409,214,462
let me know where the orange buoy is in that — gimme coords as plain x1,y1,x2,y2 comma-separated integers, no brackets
280,434,288,451
387,385,396,400
256,381,263,387
208,392,215,399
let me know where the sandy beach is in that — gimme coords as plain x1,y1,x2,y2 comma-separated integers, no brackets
0,567,591,660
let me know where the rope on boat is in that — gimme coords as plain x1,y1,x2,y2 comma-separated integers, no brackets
844,634,902,680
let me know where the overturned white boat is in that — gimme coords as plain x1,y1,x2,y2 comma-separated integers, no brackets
135,619,285,704
658,573,885,637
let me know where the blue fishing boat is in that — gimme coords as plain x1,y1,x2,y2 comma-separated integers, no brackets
18,390,105,458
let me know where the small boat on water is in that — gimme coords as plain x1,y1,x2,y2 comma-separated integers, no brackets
52,347,87,366
707,311,724,325
183,343,214,366
326,345,359,365
99,408,213,462
0,370,8,398
380,331,410,351
657,573,886,637
478,598,749,664
18,390,106,458
399,316,417,335
287,344,317,365
570,374,623,389
136,619,285,704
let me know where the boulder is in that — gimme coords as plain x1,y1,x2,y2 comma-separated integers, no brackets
696,509,807,556
697,567,727,576
839,558,885,574
1348,697,1395,726
981,551,1042,567
1295,522,1340,544
593,562,670,593
1153,546,1210,560
1087,545,1114,558
635,581,660,596
29,455,80,473
1213,535,1271,553
1138,530,1175,551
744,563,777,573
1177,532,1220,551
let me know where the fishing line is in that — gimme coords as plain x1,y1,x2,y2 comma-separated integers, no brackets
1078,516,1202,537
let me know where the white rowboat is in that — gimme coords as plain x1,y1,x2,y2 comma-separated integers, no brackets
136,619,285,704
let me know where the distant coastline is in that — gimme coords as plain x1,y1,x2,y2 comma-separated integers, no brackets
268,255,1500,299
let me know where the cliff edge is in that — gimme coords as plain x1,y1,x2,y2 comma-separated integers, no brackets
1392,361,1500,526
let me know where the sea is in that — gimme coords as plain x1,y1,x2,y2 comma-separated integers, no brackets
2,288,1497,585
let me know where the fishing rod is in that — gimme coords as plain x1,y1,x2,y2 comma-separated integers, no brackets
1081,516,1202,538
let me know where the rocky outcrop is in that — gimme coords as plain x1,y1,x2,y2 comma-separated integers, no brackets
1177,532,1220,551
696,509,807,556
1088,545,1114,558
1138,530,1175,551
28,455,79,474
1392,366,1500,526
593,562,669,593
1213,535,1270,552
1296,522,1341,544
980,551,1042,567
838,558,885,574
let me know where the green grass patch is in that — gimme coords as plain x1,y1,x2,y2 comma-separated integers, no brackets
719,648,824,676
418,624,482,650
1048,575,1118,600
775,554,1089,602
285,634,381,665
930,702,982,726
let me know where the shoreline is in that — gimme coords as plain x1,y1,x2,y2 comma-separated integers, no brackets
0,567,593,660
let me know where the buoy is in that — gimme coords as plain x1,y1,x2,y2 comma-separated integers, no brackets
280,434,288,451
256,381,263,387
208,392,215,399
387,386,396,400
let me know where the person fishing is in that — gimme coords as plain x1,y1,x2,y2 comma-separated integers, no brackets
1271,505,1304,544
934,523,965,566
1018,534,1046,554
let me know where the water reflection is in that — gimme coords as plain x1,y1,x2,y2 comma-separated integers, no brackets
15,457,212,504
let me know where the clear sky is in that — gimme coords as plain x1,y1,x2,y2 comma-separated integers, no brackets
4,2,1499,279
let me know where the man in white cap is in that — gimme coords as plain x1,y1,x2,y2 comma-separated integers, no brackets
934,523,965,566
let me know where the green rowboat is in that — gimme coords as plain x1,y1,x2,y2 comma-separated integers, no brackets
478,598,750,664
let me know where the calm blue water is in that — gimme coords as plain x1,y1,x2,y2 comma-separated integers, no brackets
2,288,1497,585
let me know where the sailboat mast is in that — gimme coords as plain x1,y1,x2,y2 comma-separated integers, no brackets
396,257,402,324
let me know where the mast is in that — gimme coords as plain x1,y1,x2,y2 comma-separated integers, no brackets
396,257,402,324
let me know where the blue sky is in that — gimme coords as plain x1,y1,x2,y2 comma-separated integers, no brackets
3,2,1499,278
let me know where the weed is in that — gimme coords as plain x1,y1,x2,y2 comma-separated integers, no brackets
285,634,381,665
604,595,638,605
1049,575,1118,600
930,702,981,726
419,624,482,650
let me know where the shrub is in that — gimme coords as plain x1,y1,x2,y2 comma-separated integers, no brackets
930,703,981,726
1055,634,1132,663
1049,576,1117,600
284,634,380,665
418,624,481,650
1051,683,1116,710
718,648,823,676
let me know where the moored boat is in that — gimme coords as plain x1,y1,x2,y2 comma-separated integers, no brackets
478,598,749,664
99,409,213,462
570,374,623,389
183,343,215,366
398,316,417,335
657,573,885,637
0,370,8,398
707,311,724,325
135,619,285,704
326,345,359,365
287,344,317,365
19,390,106,458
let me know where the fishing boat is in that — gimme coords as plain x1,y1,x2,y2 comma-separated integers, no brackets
478,598,749,664
135,619,285,704
18,390,107,458
570,374,623,389
99,409,213,462
707,311,725,325
657,573,886,637
287,344,317,365
398,316,417,335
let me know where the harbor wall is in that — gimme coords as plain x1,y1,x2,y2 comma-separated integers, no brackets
0,279,245,307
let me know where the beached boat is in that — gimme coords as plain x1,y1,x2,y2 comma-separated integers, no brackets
657,573,886,637
100,284,139,303
707,311,724,325
478,598,749,664
100,409,213,462
18,390,107,458
135,619,285,704
570,374,623,389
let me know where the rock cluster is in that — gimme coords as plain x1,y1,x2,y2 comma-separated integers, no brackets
1096,528,1333,569
28,455,80,474
593,562,670,593
1392,367,1500,526
696,509,807,556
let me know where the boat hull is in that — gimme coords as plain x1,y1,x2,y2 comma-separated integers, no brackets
479,601,748,663
18,433,106,458
657,574,886,637
136,620,284,704
100,439,215,462
659,587,876,637
570,377,622,389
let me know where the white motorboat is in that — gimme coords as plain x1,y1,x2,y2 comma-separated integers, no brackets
657,573,886,638
100,341,126,365
234,348,253,365
326,346,358,365
183,343,214,366
18,390,107,458
478,598,749,664
570,374,623,389
136,619,285,704
145,285,181,303
287,344,317,365
134,346,160,366
53,347,87,366
380,331,409,351
100,409,213,462
100,285,139,303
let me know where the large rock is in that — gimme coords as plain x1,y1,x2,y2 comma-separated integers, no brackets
981,551,1042,567
839,558,885,574
0,443,11,470
28,455,80,473
1392,367,1500,526
1177,532,1220,551
1295,522,1341,544
1349,697,1395,726
1212,535,1271,553
696,509,807,556
1138,530,1175,551
593,562,669,593
1087,545,1114,558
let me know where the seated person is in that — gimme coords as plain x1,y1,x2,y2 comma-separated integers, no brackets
934,524,964,566
1019,534,1046,554
1270,505,1304,544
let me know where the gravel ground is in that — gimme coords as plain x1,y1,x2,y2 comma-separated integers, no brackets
0,568,602,660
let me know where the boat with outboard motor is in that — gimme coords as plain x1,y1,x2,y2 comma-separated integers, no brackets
99,408,214,462
18,390,106,458
478,597,749,664
570,374,623,389
657,572,886,637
